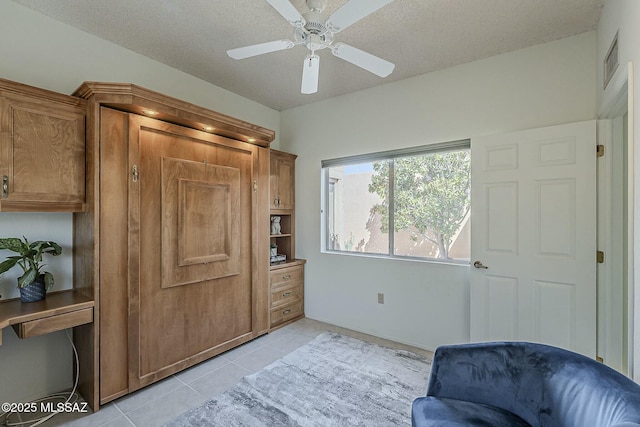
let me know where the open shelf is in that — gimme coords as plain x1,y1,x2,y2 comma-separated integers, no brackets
270,233,292,238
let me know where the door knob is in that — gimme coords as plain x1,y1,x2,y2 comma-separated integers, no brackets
473,260,488,269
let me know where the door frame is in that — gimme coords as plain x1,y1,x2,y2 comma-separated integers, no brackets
598,61,635,377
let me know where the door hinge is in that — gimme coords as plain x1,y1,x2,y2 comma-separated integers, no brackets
1,175,7,199
253,180,258,192
597,145,605,157
597,251,605,264
131,164,139,182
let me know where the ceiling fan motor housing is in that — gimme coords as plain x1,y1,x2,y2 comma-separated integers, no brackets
294,9,333,52
303,10,328,35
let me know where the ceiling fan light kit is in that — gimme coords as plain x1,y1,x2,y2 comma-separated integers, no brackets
226,0,396,95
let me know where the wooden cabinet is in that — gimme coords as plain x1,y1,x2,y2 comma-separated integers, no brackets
269,149,304,330
0,78,86,212
270,150,296,210
73,82,274,409
269,261,305,329
97,107,269,400
269,150,297,266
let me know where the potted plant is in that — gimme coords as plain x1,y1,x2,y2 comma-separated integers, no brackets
0,237,62,302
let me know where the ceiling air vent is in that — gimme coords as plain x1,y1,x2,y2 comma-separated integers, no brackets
604,31,619,89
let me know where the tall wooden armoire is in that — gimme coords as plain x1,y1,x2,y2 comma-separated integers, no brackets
73,83,272,409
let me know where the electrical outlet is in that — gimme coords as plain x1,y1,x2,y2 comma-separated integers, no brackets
377,293,384,304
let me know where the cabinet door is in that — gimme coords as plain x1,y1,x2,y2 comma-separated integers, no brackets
0,91,85,212
270,151,295,210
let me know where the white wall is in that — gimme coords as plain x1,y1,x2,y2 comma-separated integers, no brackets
597,0,640,379
0,0,280,404
281,32,597,350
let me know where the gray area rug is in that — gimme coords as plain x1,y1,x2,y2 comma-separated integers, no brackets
165,331,431,426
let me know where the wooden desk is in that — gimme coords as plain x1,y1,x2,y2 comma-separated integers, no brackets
0,290,94,345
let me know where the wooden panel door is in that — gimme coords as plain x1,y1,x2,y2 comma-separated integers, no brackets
127,114,258,391
470,121,596,357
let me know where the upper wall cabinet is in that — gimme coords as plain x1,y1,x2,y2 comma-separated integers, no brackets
0,78,86,212
270,150,296,211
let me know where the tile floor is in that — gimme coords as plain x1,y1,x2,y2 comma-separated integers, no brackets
16,318,432,427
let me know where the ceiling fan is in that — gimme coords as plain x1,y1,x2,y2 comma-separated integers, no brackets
227,0,396,95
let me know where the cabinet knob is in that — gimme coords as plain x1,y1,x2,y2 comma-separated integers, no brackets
282,275,291,280
282,309,291,315
282,291,292,297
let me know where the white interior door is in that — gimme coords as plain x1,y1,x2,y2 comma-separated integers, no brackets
470,120,597,357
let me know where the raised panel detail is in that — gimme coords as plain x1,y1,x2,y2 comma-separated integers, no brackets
537,179,575,257
12,107,84,199
534,280,575,349
482,275,518,341
485,182,518,254
484,144,518,171
162,157,240,288
536,137,576,167
179,179,231,266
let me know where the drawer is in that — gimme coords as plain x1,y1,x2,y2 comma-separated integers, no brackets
270,301,303,327
270,265,304,288
13,307,93,339
271,283,303,308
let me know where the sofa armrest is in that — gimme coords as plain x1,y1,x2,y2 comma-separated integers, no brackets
425,342,548,425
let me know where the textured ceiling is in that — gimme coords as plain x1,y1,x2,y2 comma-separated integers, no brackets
11,0,603,111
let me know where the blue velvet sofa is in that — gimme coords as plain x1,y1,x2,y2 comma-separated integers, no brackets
412,342,640,427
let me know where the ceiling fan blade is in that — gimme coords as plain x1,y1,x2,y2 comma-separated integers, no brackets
325,0,395,33
301,54,320,94
331,43,395,77
227,39,295,60
266,0,306,27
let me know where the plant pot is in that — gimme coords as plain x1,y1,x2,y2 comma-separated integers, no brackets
19,275,47,303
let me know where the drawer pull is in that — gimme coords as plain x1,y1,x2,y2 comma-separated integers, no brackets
282,275,291,280
282,309,291,315
2,175,8,198
282,291,292,297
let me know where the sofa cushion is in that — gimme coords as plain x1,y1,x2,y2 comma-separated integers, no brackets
412,396,531,427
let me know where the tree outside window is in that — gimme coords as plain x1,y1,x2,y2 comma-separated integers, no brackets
323,142,470,262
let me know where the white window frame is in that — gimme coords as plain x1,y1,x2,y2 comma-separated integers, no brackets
321,139,471,264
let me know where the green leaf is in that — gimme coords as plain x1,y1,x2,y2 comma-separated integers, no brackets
31,241,62,258
43,271,55,290
0,257,18,274
0,237,24,253
17,268,37,288
42,241,62,256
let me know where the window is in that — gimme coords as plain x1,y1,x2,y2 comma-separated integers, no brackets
322,140,470,263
